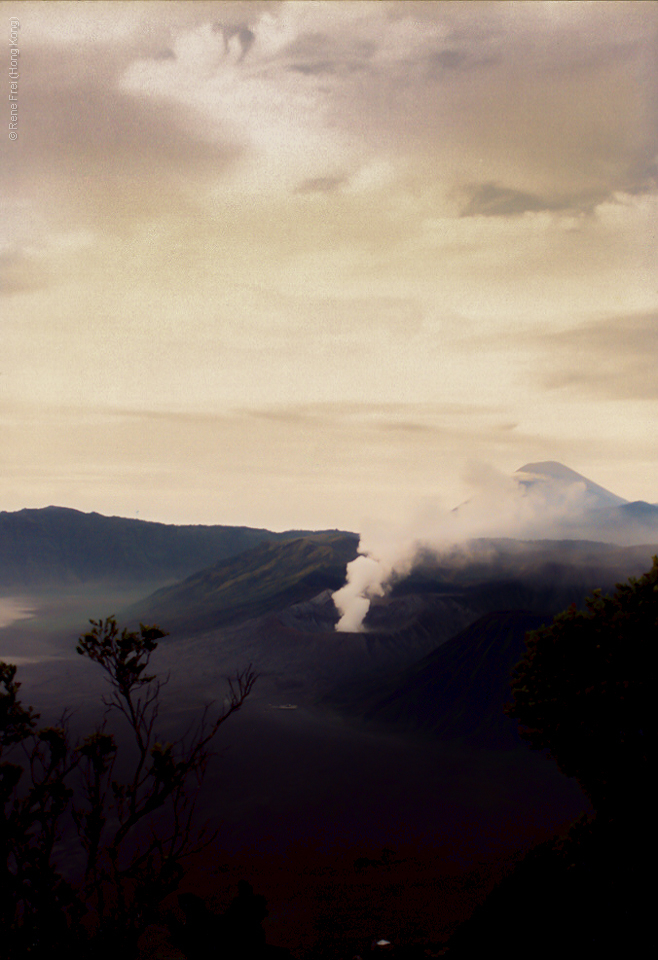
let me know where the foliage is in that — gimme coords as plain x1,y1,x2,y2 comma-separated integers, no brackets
0,617,255,958
0,663,80,956
507,556,657,814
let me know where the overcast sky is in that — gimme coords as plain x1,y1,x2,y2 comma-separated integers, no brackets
2,1,657,531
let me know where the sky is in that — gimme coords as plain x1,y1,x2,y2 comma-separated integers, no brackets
2,0,657,532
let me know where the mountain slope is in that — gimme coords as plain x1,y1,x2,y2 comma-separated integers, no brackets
125,532,360,633
512,462,658,543
125,537,658,712
358,610,549,747
328,540,658,741
392,538,658,604
515,461,628,508
0,506,324,588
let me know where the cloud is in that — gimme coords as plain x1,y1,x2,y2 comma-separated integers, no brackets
427,48,468,71
540,313,658,401
458,181,602,218
9,1,656,236
213,22,256,61
239,400,508,431
0,250,51,296
1,47,242,238
288,61,337,77
295,175,348,194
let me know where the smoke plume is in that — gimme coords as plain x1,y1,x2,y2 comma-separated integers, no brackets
332,460,648,632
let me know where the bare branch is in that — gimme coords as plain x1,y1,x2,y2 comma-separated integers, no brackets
4,618,255,956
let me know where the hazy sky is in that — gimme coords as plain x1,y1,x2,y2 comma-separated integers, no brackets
2,1,657,531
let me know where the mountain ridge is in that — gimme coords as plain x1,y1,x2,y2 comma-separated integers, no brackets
0,505,352,589
122,532,360,633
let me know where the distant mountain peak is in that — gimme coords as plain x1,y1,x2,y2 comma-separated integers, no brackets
515,461,628,508
517,461,586,481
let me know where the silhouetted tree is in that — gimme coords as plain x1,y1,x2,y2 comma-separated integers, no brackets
0,662,81,955
507,556,656,815
171,883,293,960
446,559,657,958
0,617,255,958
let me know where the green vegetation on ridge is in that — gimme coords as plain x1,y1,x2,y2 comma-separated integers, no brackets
126,532,359,633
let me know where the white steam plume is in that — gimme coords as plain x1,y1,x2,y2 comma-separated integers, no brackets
332,556,385,633
333,522,420,633
332,461,627,632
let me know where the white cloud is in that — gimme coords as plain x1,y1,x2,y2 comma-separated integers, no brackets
8,0,145,45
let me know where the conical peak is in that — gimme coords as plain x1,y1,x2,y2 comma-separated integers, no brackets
515,462,628,507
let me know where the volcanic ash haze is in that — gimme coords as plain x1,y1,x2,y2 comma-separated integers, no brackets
332,461,655,632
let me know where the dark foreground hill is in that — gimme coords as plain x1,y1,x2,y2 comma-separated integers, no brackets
355,610,549,747
444,813,650,959
0,506,335,588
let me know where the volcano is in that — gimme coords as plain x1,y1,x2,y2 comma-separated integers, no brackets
514,461,628,509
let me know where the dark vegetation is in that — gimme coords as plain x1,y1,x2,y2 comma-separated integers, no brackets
446,556,657,958
1,618,255,959
507,556,655,815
